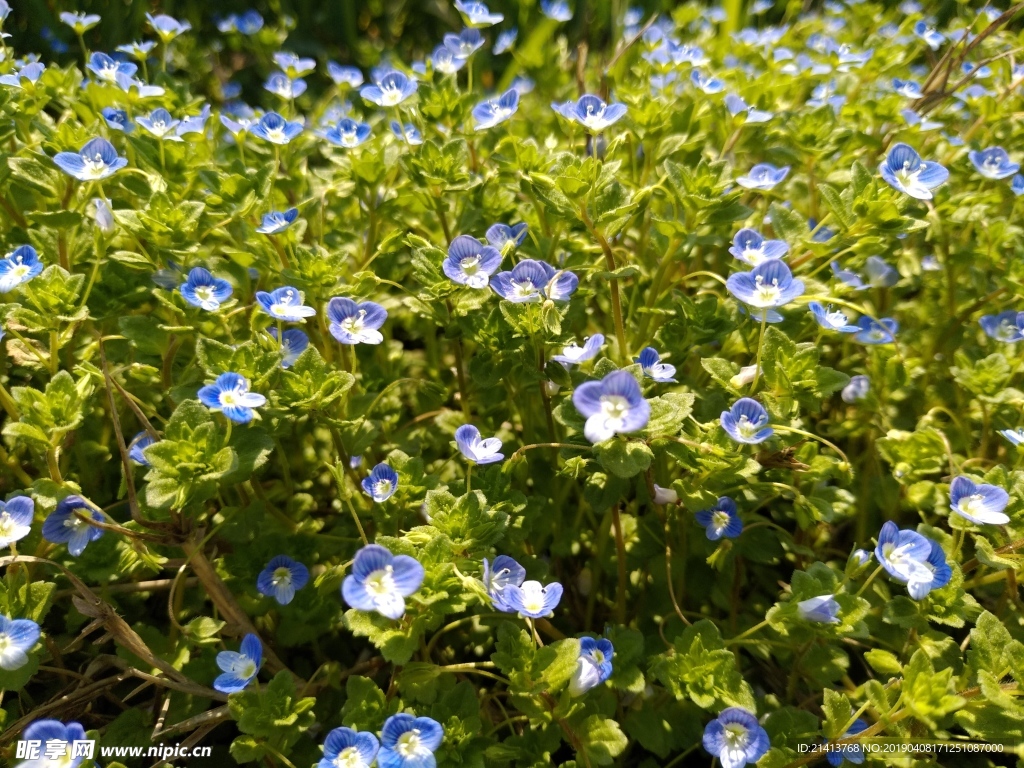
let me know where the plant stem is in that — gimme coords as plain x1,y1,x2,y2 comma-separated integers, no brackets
748,312,768,395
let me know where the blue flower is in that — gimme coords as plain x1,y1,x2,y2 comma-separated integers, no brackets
826,719,868,767
214,633,262,693
893,78,922,98
635,346,677,382
721,398,772,444
854,316,897,344
949,475,1010,525
702,708,770,768
490,259,578,302
53,137,128,181
257,208,300,235
362,463,399,502
969,146,1019,180
797,594,840,624
128,432,156,465
486,222,528,252
874,521,934,597
999,428,1024,446
257,555,310,605
729,228,789,266
695,496,743,540
504,578,563,618
0,62,45,88
41,496,104,556
552,94,627,133
482,555,526,611
444,28,486,58
0,614,39,671
494,28,518,54
60,11,101,33
0,496,33,549
902,109,942,131
553,334,605,366
113,72,165,98
102,107,133,133
725,93,773,123
913,20,945,50
147,13,191,42
391,121,423,145
569,636,614,696
736,163,790,190
17,720,90,768
180,267,233,311
456,0,504,26
117,40,158,60
0,246,43,293
268,328,309,368
274,52,316,78
256,286,316,322
913,539,952,599
1012,175,1024,196
455,424,504,464
327,63,364,88
808,302,860,333
727,259,804,310
691,69,725,94
251,112,304,145
863,256,899,287
326,297,388,345
541,0,573,21
879,143,948,199
360,70,418,107
573,370,650,443
342,544,424,619
841,375,869,403
379,714,444,768
319,118,372,148
219,10,264,34
137,107,181,141
979,310,1024,342
265,72,306,100
197,372,266,424
473,88,520,130
443,235,503,288
88,52,137,83
318,727,380,768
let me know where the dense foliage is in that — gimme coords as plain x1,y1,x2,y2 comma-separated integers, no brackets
1,2,1024,767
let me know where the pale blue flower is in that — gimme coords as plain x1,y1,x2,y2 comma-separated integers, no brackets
999,428,1024,446
482,555,526,612
431,45,467,75
691,69,725,94
568,637,614,696
257,555,309,605
494,28,518,54
914,20,944,50
390,121,423,145
1013,175,1024,196
360,70,418,107
729,228,789,266
320,118,372,148
902,109,942,131
808,302,859,333
273,52,316,78
0,496,33,549
874,521,932,594
443,235,503,288
573,370,650,443
504,578,563,618
60,12,101,33
893,78,922,98
137,107,182,141
379,715,444,768
268,328,308,368
53,137,128,181
342,544,424,619
725,93,772,123
251,112,304,145
552,94,627,132
444,28,486,58
197,372,266,424
736,163,790,190
102,107,133,133
128,432,155,465
265,72,307,100
979,310,1024,342
695,496,743,540
727,259,804,310
327,63,364,88
147,13,191,42
635,346,677,382
541,0,573,21
41,496,104,556
841,375,869,403
318,727,380,768
553,335,605,366
0,62,45,88
491,259,578,302
879,143,948,199
257,286,316,322
180,267,232,311
721,398,772,444
797,594,840,624
486,222,528,252
703,708,769,768
214,634,262,693
326,298,388,344
854,317,897,344
362,463,399,502
473,88,520,130
827,719,868,767
0,614,39,671
949,475,1010,525
969,146,1019,179
455,424,504,464
88,52,137,83
456,0,504,27
257,208,300,234
0,246,43,293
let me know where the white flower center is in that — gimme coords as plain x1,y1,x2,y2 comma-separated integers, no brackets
396,729,428,757
333,747,366,768
511,280,538,298
341,310,367,335
272,566,292,588
712,509,732,531
460,255,481,274
0,512,17,539
365,566,396,596
737,415,760,439
724,722,749,750
600,395,629,422
825,308,848,327
380,84,403,106
959,494,986,517
374,479,393,497
195,286,215,303
753,275,781,305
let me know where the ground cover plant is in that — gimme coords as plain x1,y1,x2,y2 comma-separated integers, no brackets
1,1,1024,766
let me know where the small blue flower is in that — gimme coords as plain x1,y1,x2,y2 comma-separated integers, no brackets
53,137,128,181
695,496,743,540
808,302,860,333
197,372,266,424
949,475,1010,525
482,555,526,611
854,316,897,344
797,594,840,624
455,424,504,464
729,228,789,266
180,267,233,311
18,720,90,768
342,544,424,619
326,297,388,345
969,146,1019,180
841,375,870,403
727,259,804,310
874,521,934,598
635,346,677,382
214,633,262,693
826,718,868,767
265,72,307,100
137,107,182,141
60,11,101,33
979,310,1024,342
541,0,573,21
41,496,104,556
879,143,948,199
0,246,43,293
268,328,308,368
0,62,45,88
901,109,942,131
721,398,772,444
0,614,39,671
913,539,952,599
219,10,264,34
318,727,380,768
568,636,614,696
117,40,158,60
113,72,165,98
736,163,790,190
251,112,304,145
494,28,518,54
444,235,503,289
702,708,770,768
257,555,310,605
256,286,316,322
274,52,316,78
504,578,563,618
490,259,578,302
473,88,520,130
257,208,300,235
444,27,486,58
327,63,364,88
128,432,156,465
379,714,444,768
573,370,650,443
553,334,605,366
999,428,1024,446
147,13,191,42
362,463,399,502
102,107,133,133
893,78,922,98
220,113,256,138
552,94,627,133
486,222,528,252
725,93,773,123
456,0,504,26
319,118,372,148
0,496,33,549
913,20,944,50
88,52,137,83
391,121,423,145
360,70,418,107
691,69,725,94
863,256,899,287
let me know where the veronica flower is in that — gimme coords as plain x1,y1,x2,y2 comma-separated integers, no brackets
914,21,944,50
553,335,605,366
473,88,520,130
114,72,165,98
318,727,380,768
214,634,262,693
137,107,182,141
505,578,563,618
494,28,518,54
541,0,573,21
273,52,315,78
60,12,101,33
15,720,90,768
808,302,859,333
841,375,870,403
147,13,191,42
88,52,137,83
552,94,627,133
695,497,743,540
0,246,43,293
117,40,158,60
101,107,133,134
727,259,804,311
725,93,773,123
360,70,418,107
573,370,651,443
730,229,789,266
41,496,104,556
999,428,1024,446
391,121,423,145
257,555,310,605
265,72,307,100
635,347,677,382
342,544,424,619
691,69,725,94
0,496,32,549
736,163,790,190
902,109,942,132
911,540,952,599
180,267,232,311
128,432,155,464
1012,175,1024,196
486,222,528,252
197,372,266,424
443,235,503,289
893,78,923,98
0,614,39,671
949,475,1010,525
568,636,614,696
879,143,948,199
797,594,840,624
326,297,388,344
219,10,264,34
874,521,933,593
456,0,504,26
53,137,128,181
251,112,303,145
490,259,578,302
362,463,399,502
0,62,45,88
444,28,485,58
327,63,364,88
320,118,372,148
702,708,770,768
721,398,772,444
256,208,300,235
854,317,897,344
482,555,526,612
454,424,504,464
430,44,467,75
826,719,868,767
969,147,1019,180
220,113,256,139
268,328,308,368
979,310,1024,342
256,286,316,322
379,714,444,768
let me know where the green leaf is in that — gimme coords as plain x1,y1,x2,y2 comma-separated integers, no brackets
593,438,653,478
